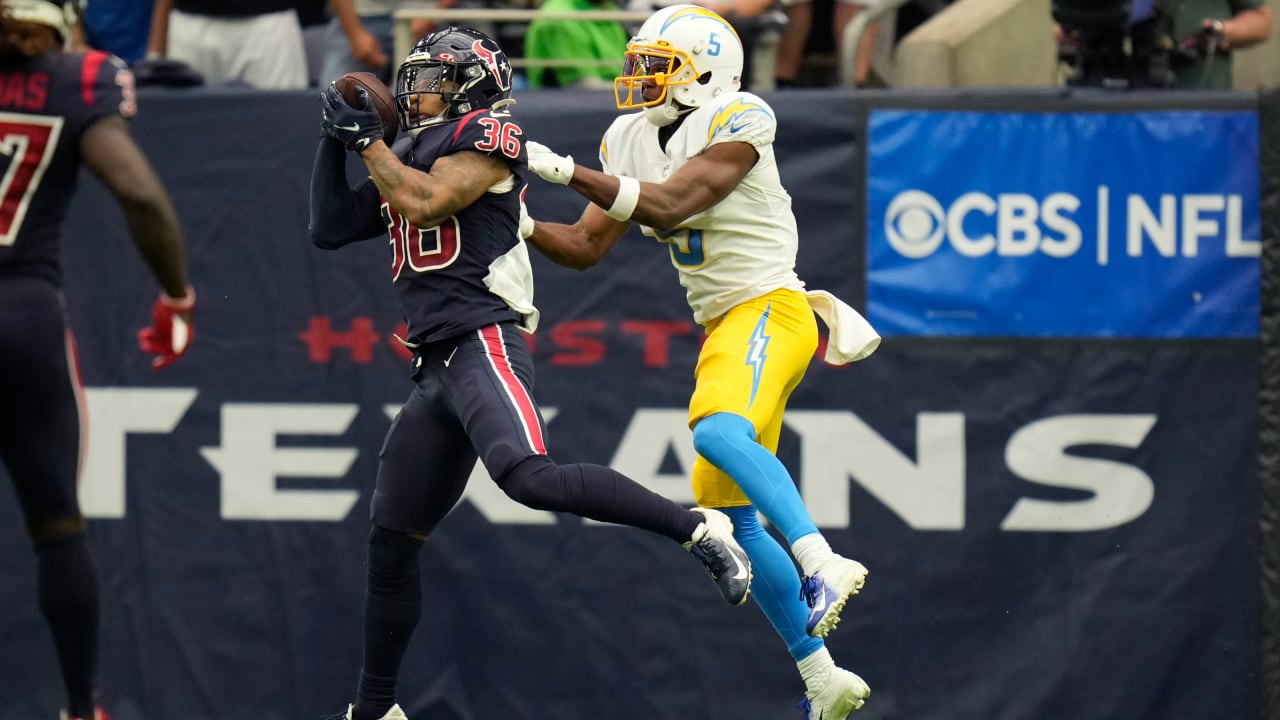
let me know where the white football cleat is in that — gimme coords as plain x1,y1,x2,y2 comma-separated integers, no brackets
801,555,868,638
803,666,871,719
343,703,408,720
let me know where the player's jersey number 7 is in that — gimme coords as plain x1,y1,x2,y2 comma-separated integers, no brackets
0,114,63,247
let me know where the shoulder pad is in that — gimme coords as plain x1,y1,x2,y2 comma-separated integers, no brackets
74,51,135,118
451,108,525,162
600,113,642,172
700,92,776,147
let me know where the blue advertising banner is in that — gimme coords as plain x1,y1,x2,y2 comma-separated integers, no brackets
866,110,1261,338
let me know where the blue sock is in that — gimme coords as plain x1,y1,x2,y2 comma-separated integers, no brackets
693,412,818,544
722,505,822,661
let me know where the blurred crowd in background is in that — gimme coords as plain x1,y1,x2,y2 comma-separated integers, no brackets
74,0,919,91
68,0,1280,95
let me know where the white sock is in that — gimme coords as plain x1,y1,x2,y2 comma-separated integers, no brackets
798,646,835,695
792,534,835,576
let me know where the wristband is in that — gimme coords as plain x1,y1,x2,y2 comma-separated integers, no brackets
161,286,196,312
605,176,641,222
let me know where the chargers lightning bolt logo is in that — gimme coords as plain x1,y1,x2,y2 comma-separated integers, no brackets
745,304,772,409
708,99,773,141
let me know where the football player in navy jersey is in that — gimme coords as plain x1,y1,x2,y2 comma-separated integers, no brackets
310,26,752,720
0,2,194,720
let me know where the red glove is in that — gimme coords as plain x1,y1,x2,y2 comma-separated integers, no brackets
138,287,195,369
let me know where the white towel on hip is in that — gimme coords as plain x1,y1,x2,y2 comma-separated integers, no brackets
805,290,880,365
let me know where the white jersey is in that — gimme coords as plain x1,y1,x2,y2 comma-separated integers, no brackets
600,91,805,325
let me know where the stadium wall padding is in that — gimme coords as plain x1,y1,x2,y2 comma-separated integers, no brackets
1257,86,1279,720
0,87,1270,720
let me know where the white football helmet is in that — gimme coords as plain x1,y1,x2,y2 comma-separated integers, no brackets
4,0,77,44
614,4,743,126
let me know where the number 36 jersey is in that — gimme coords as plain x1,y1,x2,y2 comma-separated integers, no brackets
599,91,804,326
386,107,537,345
0,51,136,284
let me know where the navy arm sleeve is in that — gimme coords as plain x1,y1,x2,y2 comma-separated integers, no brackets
308,137,384,249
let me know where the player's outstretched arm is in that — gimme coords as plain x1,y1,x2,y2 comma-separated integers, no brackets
527,139,757,231
361,146,508,229
81,114,188,300
525,202,629,271
309,136,384,249
648,142,759,225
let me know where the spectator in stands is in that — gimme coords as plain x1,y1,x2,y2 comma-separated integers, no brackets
1166,0,1272,88
146,0,309,88
73,1,203,87
774,0,877,86
296,0,327,26
525,0,630,88
0,3,194,720
319,0,447,88
78,0,155,64
1053,0,1272,89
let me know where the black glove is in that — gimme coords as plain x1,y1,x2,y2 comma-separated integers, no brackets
321,83,384,154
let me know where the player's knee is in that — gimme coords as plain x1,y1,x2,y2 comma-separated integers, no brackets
27,513,86,548
692,412,756,463
368,523,425,591
493,454,560,510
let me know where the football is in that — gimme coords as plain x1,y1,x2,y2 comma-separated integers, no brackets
334,71,398,145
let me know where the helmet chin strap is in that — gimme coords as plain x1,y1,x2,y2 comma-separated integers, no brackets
643,97,695,127
407,105,451,137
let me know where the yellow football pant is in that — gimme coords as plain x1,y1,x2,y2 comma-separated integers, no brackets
688,287,818,507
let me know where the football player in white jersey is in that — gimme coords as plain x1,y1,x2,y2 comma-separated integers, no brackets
520,5,881,719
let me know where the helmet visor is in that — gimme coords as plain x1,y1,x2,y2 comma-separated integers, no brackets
395,59,466,128
614,43,692,110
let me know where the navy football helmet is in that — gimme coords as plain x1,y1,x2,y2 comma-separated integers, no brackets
395,26,515,132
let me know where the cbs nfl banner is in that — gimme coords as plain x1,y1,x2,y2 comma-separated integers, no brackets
866,110,1260,338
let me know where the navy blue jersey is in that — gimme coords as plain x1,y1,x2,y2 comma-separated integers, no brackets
385,108,530,345
0,51,134,285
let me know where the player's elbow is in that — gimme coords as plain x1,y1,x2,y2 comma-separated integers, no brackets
528,235,603,271
309,224,347,250
562,253,602,271
112,179,167,215
641,192,703,232
539,245,601,271
116,191,180,239
644,208,691,233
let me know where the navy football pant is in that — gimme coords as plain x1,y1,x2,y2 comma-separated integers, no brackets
354,322,702,720
0,277,85,542
370,322,698,542
0,276,100,717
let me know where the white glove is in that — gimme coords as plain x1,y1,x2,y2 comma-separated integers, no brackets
518,196,535,239
526,140,574,185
